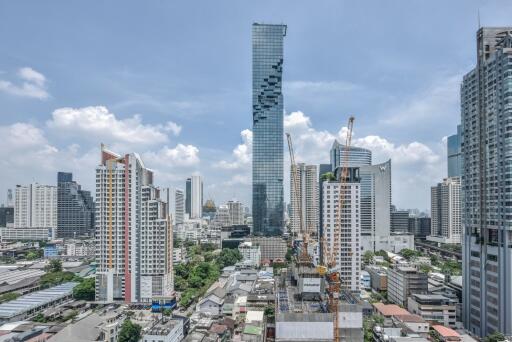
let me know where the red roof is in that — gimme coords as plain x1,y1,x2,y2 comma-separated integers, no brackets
373,303,410,317
432,325,460,339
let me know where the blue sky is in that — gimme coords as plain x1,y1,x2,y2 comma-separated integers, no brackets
1,0,511,210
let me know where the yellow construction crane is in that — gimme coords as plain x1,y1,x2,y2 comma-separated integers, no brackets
286,133,311,262
319,116,355,342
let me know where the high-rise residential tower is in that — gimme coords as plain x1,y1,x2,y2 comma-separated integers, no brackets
95,145,173,303
227,200,244,226
447,125,462,177
185,176,203,219
290,163,319,236
57,172,95,238
164,187,185,225
321,168,361,293
252,23,286,236
14,184,57,229
462,27,512,337
428,177,461,244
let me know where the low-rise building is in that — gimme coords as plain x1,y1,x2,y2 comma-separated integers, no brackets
430,325,461,341
238,241,261,267
195,287,225,316
407,293,457,328
366,266,388,291
361,270,371,289
387,266,428,307
142,318,184,342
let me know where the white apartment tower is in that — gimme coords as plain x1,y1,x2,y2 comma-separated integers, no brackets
428,177,461,244
322,169,361,294
227,200,244,225
14,184,57,229
164,188,185,225
290,163,319,236
187,175,203,219
95,145,173,303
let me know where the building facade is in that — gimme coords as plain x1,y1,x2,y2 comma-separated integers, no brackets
448,125,462,178
391,209,409,234
95,146,173,303
387,266,428,307
14,184,57,229
0,207,14,227
321,168,361,293
56,172,95,238
186,176,203,219
462,27,512,337
252,23,286,236
290,163,319,236
227,200,244,226
429,177,461,244
330,141,372,169
408,217,431,240
164,188,185,225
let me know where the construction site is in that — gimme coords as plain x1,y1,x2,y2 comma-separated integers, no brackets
277,118,364,342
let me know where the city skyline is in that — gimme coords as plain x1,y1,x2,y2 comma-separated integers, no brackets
1,1,512,211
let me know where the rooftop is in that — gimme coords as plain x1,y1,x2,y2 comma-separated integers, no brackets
145,319,181,336
0,282,78,319
373,303,410,317
432,325,460,338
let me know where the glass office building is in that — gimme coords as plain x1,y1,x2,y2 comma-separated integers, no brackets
447,125,462,177
252,23,286,236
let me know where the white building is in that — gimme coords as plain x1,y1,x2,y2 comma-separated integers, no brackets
164,188,185,225
322,173,361,293
214,205,231,228
238,241,261,266
174,219,202,241
65,241,95,257
14,184,57,229
187,175,203,219
428,177,461,244
0,227,54,241
290,163,319,236
227,200,244,225
142,318,184,342
95,145,173,303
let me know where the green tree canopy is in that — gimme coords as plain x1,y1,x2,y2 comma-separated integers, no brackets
44,259,63,273
118,319,142,342
484,332,506,342
73,277,95,301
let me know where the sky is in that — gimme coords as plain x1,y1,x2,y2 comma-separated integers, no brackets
1,0,511,211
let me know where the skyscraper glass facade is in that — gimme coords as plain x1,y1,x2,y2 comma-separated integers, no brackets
252,23,286,236
330,141,372,170
447,125,462,177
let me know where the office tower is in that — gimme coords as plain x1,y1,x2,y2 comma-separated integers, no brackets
227,200,244,225
387,266,428,307
95,145,173,303
462,27,512,337
14,184,57,229
215,205,231,227
408,217,431,240
321,168,361,293
252,22,286,236
428,177,461,244
447,125,462,177
330,141,372,170
164,188,185,225
391,208,409,233
0,207,14,227
186,176,203,219
56,172,95,238
290,163,319,236
358,161,392,252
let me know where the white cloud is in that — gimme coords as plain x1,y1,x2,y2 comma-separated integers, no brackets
285,80,359,93
0,67,49,99
47,106,181,146
215,129,252,170
144,144,200,167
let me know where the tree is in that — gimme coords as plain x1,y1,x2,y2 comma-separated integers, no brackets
73,278,95,300
40,271,75,287
484,332,506,342
26,251,38,260
0,292,20,303
285,248,294,262
216,248,242,269
264,305,275,318
400,248,421,260
44,259,62,273
363,251,375,265
118,319,142,342
320,172,336,181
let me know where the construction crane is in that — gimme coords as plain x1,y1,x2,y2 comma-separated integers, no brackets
319,116,355,342
286,133,311,262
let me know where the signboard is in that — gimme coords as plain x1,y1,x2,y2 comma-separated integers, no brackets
300,277,321,293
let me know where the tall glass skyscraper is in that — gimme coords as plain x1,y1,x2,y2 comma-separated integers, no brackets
462,27,512,337
252,23,286,236
447,125,462,177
